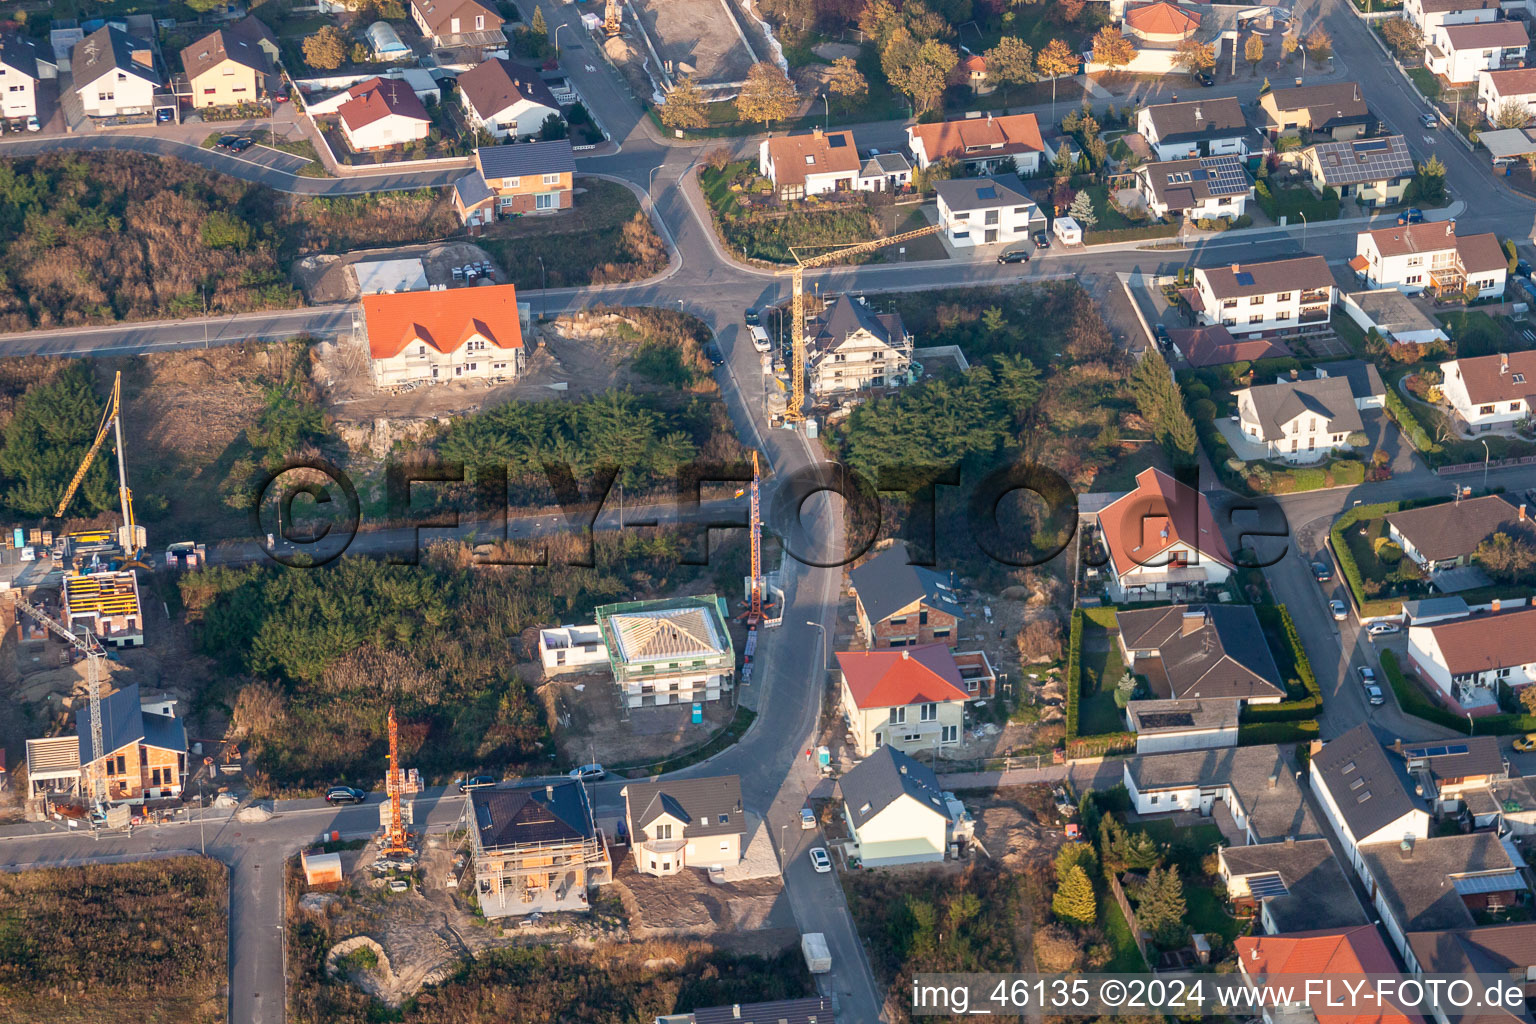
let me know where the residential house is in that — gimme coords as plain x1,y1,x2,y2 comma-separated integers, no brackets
759,128,861,200
952,53,993,95
180,17,275,110
1125,699,1239,754
620,775,745,876
1407,605,1536,716
1091,466,1235,602
0,32,44,119
62,570,143,648
1386,493,1525,570
1406,0,1499,32
595,596,735,707
1233,361,1385,463
1122,744,1322,844
1351,220,1508,298
1234,927,1424,1024
1478,66,1536,121
1474,774,1536,835
849,541,962,649
537,624,607,676
338,76,431,151
457,58,561,140
467,778,612,918
1188,255,1336,338
1425,20,1528,85
350,257,428,295
25,735,80,800
77,682,187,805
1290,134,1415,206
1257,81,1374,141
1440,350,1536,431
805,294,913,398
1309,721,1432,877
838,745,959,866
1403,922,1536,1023
905,112,1045,175
1218,839,1371,934
361,282,526,387
411,0,505,53
452,141,575,227
1360,832,1530,961
856,151,911,192
837,643,995,757
1393,736,1509,811
1136,97,1256,160
73,25,161,119
655,999,834,1024
1122,1,1203,47
1339,288,1451,347
1133,154,1253,221
1167,325,1294,367
933,173,1040,248
1116,605,1287,706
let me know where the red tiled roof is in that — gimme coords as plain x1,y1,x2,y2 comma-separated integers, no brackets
1423,606,1536,675
362,283,524,359
838,644,970,709
1443,20,1528,49
1481,66,1536,98
1171,325,1293,367
1096,467,1234,576
1125,0,1202,35
908,113,1044,164
338,76,430,132
1236,927,1423,1024
763,129,861,188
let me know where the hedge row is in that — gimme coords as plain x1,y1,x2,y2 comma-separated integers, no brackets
1383,387,1440,456
1067,733,1137,760
1329,499,1405,619
1238,719,1320,745
1245,604,1324,722
1378,649,1536,735
1066,608,1084,742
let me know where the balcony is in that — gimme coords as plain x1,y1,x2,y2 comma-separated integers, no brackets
1299,290,1331,305
1299,309,1330,325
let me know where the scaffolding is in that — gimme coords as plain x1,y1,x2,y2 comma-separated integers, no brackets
381,707,414,858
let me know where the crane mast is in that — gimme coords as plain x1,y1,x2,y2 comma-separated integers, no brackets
13,595,106,808
749,452,762,624
381,707,412,858
53,371,147,568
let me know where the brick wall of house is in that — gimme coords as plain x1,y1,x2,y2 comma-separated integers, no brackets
867,605,959,649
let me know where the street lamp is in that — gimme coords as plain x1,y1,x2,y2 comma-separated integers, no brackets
1481,438,1491,491
780,822,790,875
821,93,829,131
553,23,566,60
648,164,661,201
536,255,547,321
1298,209,1308,250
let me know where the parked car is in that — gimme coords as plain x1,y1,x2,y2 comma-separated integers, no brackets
743,307,761,328
749,325,771,352
800,807,817,830
1518,258,1532,279
1329,599,1349,621
1421,112,1438,129
1358,666,1376,685
228,137,254,152
1365,684,1385,706
569,763,606,781
155,108,173,124
705,341,724,366
1311,561,1333,582
997,246,1031,265
1032,230,1051,249
1513,733,1536,752
1397,208,1425,225
457,775,495,792
808,847,832,873
25,115,40,131
1197,71,1215,87
1368,622,1401,637
325,785,367,804
1154,323,1171,348
215,135,239,148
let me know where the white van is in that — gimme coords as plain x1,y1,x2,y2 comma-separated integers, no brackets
750,325,772,352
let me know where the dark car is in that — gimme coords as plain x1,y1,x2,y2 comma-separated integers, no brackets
1154,323,1171,348
997,247,1031,265
457,775,495,792
743,307,761,328
215,135,239,148
1197,71,1215,87
1311,561,1333,582
1397,208,1425,225
1033,230,1051,249
704,341,725,366
325,786,367,804
156,108,174,123
1518,259,1532,279
228,137,254,152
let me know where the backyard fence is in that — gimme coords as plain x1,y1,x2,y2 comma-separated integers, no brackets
1108,871,1152,968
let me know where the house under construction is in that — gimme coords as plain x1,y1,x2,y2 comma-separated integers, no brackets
594,595,735,707
61,570,144,648
467,778,611,918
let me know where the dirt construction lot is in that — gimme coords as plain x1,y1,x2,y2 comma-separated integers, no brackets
632,0,759,86
539,671,737,766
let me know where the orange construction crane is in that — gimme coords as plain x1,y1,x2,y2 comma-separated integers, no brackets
381,707,412,858
778,225,941,425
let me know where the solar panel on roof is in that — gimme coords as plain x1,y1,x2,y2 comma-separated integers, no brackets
1191,168,1209,181
827,135,847,147
1354,139,1389,153
977,186,997,199
1235,272,1255,286
1247,872,1290,900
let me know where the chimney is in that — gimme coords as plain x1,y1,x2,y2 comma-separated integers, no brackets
1290,368,1300,380
901,649,910,659
1399,836,1415,859
1285,835,1296,845
900,764,908,775
1521,504,1527,521
1231,263,1240,273
1502,353,1510,374
1492,599,1501,613
1180,610,1207,636
733,1007,742,1020
1353,82,1360,102
1268,774,1277,790
812,126,823,139
1194,106,1203,123
546,784,554,798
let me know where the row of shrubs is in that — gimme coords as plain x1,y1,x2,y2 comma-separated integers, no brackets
1238,719,1320,745
1379,649,1536,735
1243,605,1324,722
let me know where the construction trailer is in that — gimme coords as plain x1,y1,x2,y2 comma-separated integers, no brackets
61,570,144,648
467,778,611,918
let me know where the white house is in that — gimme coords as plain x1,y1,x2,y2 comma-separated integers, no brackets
1478,66,1536,121
837,645,973,759
932,173,1040,248
759,127,861,200
411,0,505,52
620,775,745,877
1406,0,1499,32
1218,840,1371,935
1092,467,1234,602
72,25,160,118
1407,605,1536,716
1387,494,1525,570
906,112,1045,175
538,624,607,676
839,746,957,867
1125,700,1238,754
1440,350,1536,431
1426,19,1529,84
1189,255,1336,338
1352,221,1508,299
338,76,432,152
1122,745,1321,845
0,32,44,119
856,151,912,192
361,282,526,387
1309,722,1432,879
805,293,914,397
1233,360,1385,463
1134,154,1253,221
1136,97,1255,161
457,58,561,140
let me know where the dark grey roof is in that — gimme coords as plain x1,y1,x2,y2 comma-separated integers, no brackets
1317,359,1386,401
1387,495,1521,564
1402,596,1471,621
470,778,596,850
1220,838,1370,933
141,711,186,755
72,24,161,90
1138,154,1251,209
623,774,744,840
687,997,834,1024
453,170,493,207
0,32,40,79
1311,721,1425,840
1395,735,1507,784
808,293,904,353
1361,833,1524,934
849,541,962,628
840,746,949,827
1407,922,1536,982
1143,96,1246,144
1307,134,1414,185
1115,604,1286,701
933,172,1034,213
860,152,910,176
474,139,575,180
1125,744,1320,842
77,683,146,765
1242,376,1363,442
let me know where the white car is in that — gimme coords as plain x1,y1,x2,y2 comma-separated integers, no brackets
1368,622,1401,637
1366,685,1385,706
1329,599,1349,621
799,807,817,830
568,763,605,782
750,325,771,352
25,116,39,132
808,847,831,873
1357,666,1376,685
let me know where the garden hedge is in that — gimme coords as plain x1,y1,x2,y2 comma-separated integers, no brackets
1379,649,1536,735
1244,605,1324,722
1238,719,1320,745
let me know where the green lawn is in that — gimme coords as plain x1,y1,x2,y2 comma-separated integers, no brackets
1440,310,1511,358
475,178,667,290
1256,183,1341,223
1078,616,1127,736
1185,882,1250,947
1132,820,1227,873
1408,67,1441,100
1098,892,1147,972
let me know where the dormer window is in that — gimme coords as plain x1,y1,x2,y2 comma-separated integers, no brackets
1515,373,1526,384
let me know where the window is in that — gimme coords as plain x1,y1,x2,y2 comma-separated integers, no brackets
116,755,126,776
476,14,485,29
1012,206,1028,214
656,823,672,839
1250,314,1265,324
535,192,558,211
718,814,729,824
649,859,657,870
933,628,950,638
1515,374,1527,384
902,732,922,742
984,210,999,226
203,88,215,95
889,707,906,724
1481,404,1496,415
1150,795,1159,805
942,725,958,742
542,172,563,185
497,196,514,208
1276,292,1292,301
889,616,907,625
918,610,928,625
1222,299,1238,309
151,768,162,786
504,176,521,187
920,702,937,722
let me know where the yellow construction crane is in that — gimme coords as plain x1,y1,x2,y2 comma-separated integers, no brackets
777,225,942,425
604,0,622,37
53,371,147,570
381,707,414,859
13,595,108,809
